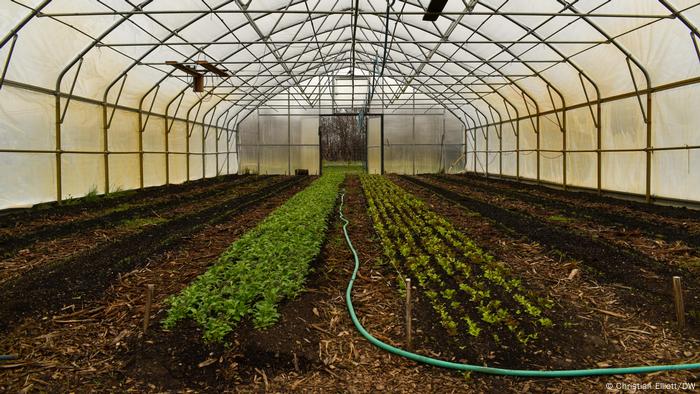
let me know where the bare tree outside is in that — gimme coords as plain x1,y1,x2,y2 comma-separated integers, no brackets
320,114,366,164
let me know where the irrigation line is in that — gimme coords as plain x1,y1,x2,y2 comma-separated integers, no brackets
339,191,700,377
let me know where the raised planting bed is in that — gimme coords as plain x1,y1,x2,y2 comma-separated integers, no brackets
0,175,306,331
163,168,347,342
402,175,700,329
433,174,700,256
0,177,312,392
360,174,554,364
0,174,250,231
0,175,266,258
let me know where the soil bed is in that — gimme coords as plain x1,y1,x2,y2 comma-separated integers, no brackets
0,176,278,284
402,175,700,328
0,175,311,392
393,174,700,391
2,174,699,392
0,174,251,232
0,175,266,257
434,174,700,253
0,176,305,331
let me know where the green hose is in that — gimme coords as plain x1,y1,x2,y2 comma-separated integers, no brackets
339,192,700,377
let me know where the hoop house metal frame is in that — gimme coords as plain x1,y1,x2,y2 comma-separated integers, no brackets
1,0,699,209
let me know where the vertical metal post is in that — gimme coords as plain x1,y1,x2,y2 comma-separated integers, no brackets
256,109,261,175
499,124,503,177
380,114,385,174
562,110,567,190
54,93,62,202
288,90,292,175
597,102,602,194
102,104,110,194
646,93,653,202
463,126,468,173
226,128,231,175
536,115,541,184
137,109,144,189
202,123,206,179
473,127,477,174
164,117,170,185
318,120,323,176
412,91,416,175
485,126,489,179
215,126,220,176
138,123,144,189
185,120,191,181
516,120,521,180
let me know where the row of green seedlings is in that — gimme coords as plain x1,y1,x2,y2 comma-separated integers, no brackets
163,170,345,342
360,175,553,347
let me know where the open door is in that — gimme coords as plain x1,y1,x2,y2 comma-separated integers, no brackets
367,115,383,174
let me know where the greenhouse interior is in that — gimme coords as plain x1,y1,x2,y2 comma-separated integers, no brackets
1,0,700,392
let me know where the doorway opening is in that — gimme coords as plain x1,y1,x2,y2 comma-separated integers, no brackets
319,113,367,173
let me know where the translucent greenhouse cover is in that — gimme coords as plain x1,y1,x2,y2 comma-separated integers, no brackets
0,0,700,209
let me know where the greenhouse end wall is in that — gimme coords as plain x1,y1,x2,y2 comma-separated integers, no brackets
237,109,466,176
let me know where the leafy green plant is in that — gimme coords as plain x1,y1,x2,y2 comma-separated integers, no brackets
163,169,346,342
360,174,555,348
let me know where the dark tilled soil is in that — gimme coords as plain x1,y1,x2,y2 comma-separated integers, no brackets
0,175,267,257
116,184,343,392
401,175,700,329
460,173,700,224
435,174,700,248
0,176,306,332
0,174,248,229
0,175,312,392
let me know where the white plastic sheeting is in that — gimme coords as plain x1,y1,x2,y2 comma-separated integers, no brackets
1,0,700,208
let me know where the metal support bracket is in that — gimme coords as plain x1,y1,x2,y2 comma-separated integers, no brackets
167,91,186,134
626,56,649,123
60,58,84,124
546,84,564,132
106,74,128,129
578,72,599,128
0,34,18,92
140,85,160,133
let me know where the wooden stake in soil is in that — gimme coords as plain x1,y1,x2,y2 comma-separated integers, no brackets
143,284,154,334
672,276,685,330
405,278,413,351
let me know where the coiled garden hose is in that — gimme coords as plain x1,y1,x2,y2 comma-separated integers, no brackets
339,192,700,377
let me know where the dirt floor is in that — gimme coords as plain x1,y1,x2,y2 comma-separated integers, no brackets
2,174,699,392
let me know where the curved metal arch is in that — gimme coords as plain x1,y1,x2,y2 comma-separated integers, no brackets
198,42,494,131
554,0,652,89
148,0,312,120
380,0,565,113
205,47,494,135
101,0,239,105
199,32,516,131
176,20,538,131
137,3,556,121
211,55,481,135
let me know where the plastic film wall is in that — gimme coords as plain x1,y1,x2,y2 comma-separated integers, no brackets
464,82,700,203
238,109,320,176
0,81,238,209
